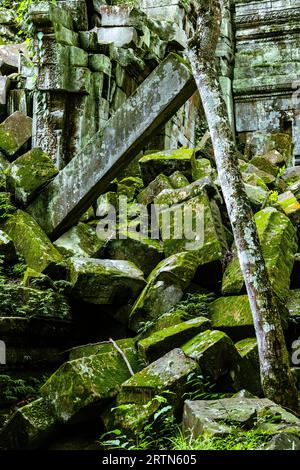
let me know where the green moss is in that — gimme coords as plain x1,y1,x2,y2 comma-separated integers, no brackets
4,210,64,275
138,316,211,362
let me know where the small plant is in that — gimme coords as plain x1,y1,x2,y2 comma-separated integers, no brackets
100,393,179,451
169,429,271,451
169,292,215,320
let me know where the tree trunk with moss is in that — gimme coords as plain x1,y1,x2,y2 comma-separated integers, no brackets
186,0,298,412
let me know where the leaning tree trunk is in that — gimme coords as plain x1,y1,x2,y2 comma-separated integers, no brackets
186,0,299,411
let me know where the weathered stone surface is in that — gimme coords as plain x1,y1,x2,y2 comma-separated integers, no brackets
68,337,137,361
169,170,189,189
0,112,32,159
277,191,300,223
262,149,286,168
0,44,22,75
222,208,297,302
97,26,138,48
265,433,300,451
138,316,211,363
249,156,278,177
41,347,140,423
137,173,173,205
281,167,300,187
0,316,75,347
245,132,293,165
286,290,300,320
182,330,239,381
155,186,227,269
68,257,146,305
8,148,58,205
239,160,276,186
129,251,198,332
0,229,16,263
244,183,268,211
0,398,57,450
101,399,161,436
209,295,254,339
232,338,261,396
54,222,106,258
139,147,194,185
182,397,300,440
0,283,71,320
106,232,163,277
4,210,64,276
28,54,196,238
118,348,199,406
192,158,215,181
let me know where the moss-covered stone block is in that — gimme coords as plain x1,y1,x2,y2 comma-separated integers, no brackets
244,183,268,211
0,112,32,159
182,397,299,440
8,148,58,205
4,210,64,276
139,147,195,185
137,173,173,205
242,172,268,190
54,222,106,258
231,338,261,396
129,252,199,332
118,348,199,406
182,330,239,381
209,295,254,339
169,171,189,189
239,160,275,186
222,208,297,301
68,256,146,305
68,337,138,361
0,228,16,263
155,187,227,267
106,231,163,277
249,155,278,177
277,191,300,223
245,132,292,165
101,399,161,436
41,348,140,423
0,282,71,320
138,316,211,363
192,158,215,181
0,398,57,450
281,167,300,187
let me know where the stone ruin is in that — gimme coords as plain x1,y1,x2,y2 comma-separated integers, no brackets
0,0,300,451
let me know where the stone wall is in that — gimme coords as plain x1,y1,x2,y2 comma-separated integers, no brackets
233,0,300,163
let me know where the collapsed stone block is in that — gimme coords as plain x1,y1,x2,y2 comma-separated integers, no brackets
129,251,199,331
0,398,57,450
54,222,106,258
182,329,239,381
68,256,146,305
231,338,261,396
106,232,163,277
222,208,297,302
8,148,59,206
118,348,199,407
0,112,32,159
138,316,211,363
209,295,254,339
41,346,141,423
139,148,195,185
277,191,300,223
182,397,300,440
4,210,64,276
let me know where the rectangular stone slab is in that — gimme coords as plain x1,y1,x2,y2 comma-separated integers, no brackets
27,54,196,238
